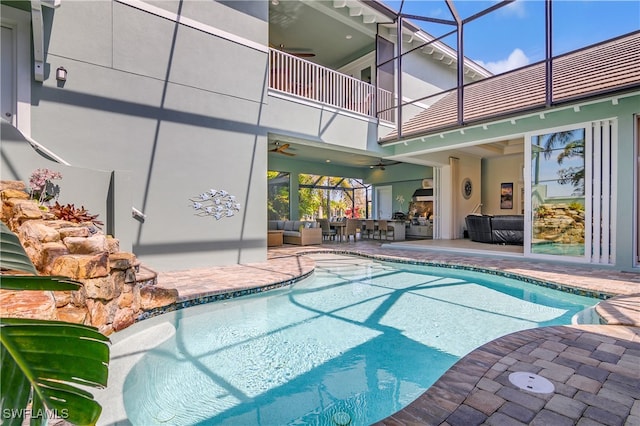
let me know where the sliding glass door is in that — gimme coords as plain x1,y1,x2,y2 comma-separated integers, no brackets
525,120,616,264
528,127,586,258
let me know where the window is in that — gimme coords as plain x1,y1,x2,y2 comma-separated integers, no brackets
298,174,370,220
267,171,290,220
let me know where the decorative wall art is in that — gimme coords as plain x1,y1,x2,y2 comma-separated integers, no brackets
190,189,241,220
500,182,513,209
462,178,472,199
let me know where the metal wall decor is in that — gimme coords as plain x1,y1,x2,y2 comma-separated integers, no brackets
190,189,241,220
462,178,472,199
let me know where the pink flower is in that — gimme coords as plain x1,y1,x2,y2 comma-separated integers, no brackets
28,168,62,203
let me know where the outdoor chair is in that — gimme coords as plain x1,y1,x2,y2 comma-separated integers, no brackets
362,219,375,239
344,218,359,242
318,219,336,241
377,220,394,240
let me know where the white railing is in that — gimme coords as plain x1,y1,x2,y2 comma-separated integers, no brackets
269,49,394,123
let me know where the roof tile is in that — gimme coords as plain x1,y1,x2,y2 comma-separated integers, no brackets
382,32,640,143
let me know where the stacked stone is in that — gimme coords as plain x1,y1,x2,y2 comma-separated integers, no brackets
533,203,585,244
0,180,177,335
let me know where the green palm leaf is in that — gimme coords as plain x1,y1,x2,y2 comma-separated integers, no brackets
1,318,110,426
1,222,111,425
0,276,81,291
1,222,38,275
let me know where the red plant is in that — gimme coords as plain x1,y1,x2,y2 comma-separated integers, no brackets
49,202,104,228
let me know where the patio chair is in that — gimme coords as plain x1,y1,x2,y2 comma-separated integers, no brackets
377,220,394,240
318,219,336,241
362,219,375,239
344,218,359,242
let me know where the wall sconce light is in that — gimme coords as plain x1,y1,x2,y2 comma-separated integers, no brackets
56,67,67,82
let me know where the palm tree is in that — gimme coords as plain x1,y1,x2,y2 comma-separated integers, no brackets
533,129,585,193
556,139,585,195
541,130,575,159
1,222,110,426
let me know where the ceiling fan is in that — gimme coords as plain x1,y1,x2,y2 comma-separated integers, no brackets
270,142,296,156
271,43,316,58
369,160,401,170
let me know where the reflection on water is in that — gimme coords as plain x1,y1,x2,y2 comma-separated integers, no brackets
122,254,597,425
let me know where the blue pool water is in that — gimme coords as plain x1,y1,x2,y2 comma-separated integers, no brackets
120,254,598,425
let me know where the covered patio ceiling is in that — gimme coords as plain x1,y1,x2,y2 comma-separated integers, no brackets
267,134,524,170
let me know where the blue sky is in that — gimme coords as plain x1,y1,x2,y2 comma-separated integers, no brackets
382,0,640,74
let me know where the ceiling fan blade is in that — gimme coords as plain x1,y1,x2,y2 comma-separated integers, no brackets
368,159,402,169
273,43,315,58
269,142,295,156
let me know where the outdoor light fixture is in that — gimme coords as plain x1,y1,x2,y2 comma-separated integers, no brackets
56,67,67,82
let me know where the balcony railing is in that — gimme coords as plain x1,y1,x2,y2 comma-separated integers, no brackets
269,49,394,123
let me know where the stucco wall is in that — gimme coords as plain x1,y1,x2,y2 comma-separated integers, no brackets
17,1,271,271
481,153,524,216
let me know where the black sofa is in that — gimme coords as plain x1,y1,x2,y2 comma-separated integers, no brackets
465,214,524,245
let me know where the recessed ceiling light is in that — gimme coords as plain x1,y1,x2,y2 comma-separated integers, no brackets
345,35,352,39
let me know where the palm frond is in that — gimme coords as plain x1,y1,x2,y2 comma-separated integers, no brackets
0,222,37,274
1,318,110,426
1,275,81,291
1,222,111,426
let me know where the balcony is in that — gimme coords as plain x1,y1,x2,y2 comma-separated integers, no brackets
269,49,394,123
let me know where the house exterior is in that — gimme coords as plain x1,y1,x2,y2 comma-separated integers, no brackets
1,0,638,272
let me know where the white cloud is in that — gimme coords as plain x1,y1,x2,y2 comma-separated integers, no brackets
498,1,527,19
475,48,530,74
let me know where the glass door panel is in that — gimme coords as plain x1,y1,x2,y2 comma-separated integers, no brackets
530,128,586,258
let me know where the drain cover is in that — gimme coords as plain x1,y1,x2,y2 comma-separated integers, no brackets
509,372,555,394
332,411,351,426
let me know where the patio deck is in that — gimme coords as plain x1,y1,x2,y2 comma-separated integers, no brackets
154,239,640,426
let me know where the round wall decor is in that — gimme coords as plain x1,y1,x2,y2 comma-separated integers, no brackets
462,178,472,199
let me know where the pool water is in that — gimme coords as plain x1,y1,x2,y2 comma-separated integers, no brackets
120,254,598,425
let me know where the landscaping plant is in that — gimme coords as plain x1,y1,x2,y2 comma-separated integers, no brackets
28,169,62,204
49,202,104,229
0,222,110,426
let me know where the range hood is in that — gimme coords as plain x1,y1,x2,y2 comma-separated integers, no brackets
412,188,433,201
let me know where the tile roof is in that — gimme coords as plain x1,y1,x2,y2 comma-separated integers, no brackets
382,31,640,143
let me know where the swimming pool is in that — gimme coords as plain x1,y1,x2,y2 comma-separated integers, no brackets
99,253,598,425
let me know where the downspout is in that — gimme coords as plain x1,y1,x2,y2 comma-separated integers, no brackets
30,0,61,82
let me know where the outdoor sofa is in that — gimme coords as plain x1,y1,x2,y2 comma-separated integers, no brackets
268,220,322,245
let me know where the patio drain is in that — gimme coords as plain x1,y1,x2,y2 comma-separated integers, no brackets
508,372,555,394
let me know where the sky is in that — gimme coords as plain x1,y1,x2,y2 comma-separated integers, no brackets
381,0,640,74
